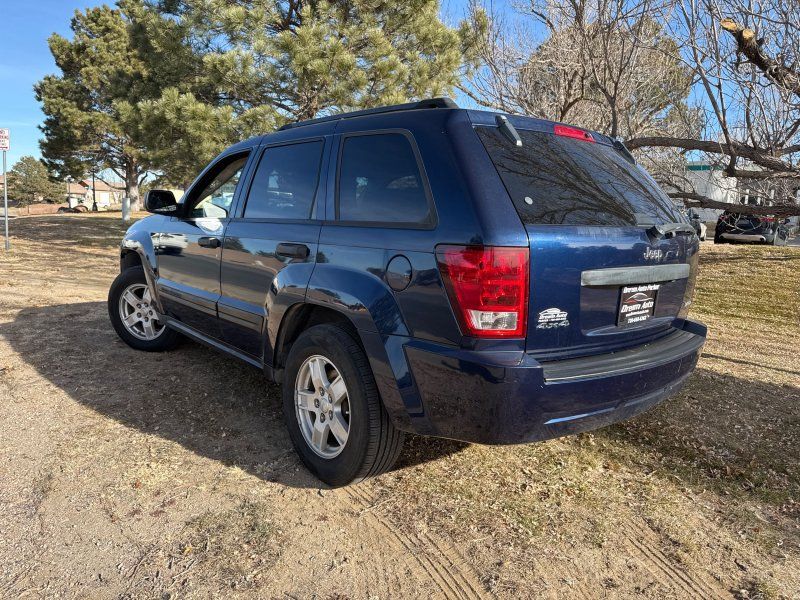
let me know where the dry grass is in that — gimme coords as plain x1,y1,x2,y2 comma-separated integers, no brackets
0,213,798,599
372,241,800,597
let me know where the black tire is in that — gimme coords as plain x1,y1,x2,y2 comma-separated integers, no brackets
282,324,404,487
108,266,181,352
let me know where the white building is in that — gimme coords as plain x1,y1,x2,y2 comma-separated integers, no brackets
684,161,737,221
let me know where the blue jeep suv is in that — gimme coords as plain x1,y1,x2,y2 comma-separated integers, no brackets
109,98,707,486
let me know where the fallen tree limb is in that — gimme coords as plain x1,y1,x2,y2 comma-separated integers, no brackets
668,191,799,217
625,136,798,173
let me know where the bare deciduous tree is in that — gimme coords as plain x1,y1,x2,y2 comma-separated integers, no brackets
464,0,800,216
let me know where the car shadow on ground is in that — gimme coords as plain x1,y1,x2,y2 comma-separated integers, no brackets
0,301,467,489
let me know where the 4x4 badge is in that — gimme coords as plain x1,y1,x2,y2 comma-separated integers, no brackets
536,307,570,329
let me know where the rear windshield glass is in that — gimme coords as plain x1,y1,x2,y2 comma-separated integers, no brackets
476,127,681,226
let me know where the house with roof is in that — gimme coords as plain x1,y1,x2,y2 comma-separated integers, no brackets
66,179,125,210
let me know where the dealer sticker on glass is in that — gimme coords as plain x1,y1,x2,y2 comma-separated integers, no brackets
617,283,659,326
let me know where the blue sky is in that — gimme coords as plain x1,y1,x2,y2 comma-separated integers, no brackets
0,0,481,170
0,1,107,167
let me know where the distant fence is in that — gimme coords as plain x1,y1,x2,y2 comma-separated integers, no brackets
10,203,69,216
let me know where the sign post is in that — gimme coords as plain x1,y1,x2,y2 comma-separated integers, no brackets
0,128,9,251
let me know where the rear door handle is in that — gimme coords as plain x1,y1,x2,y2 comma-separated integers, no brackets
276,242,310,259
198,236,221,248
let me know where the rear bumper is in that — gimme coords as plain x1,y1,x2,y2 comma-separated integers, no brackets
401,320,706,444
720,232,772,243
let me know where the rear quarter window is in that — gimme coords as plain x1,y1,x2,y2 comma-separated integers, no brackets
337,133,432,225
476,127,681,226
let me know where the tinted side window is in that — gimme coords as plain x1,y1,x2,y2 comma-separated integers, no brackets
243,141,324,220
338,133,430,224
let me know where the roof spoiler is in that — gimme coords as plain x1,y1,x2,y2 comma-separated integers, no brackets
279,98,458,131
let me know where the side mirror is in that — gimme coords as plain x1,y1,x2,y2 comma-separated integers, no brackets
144,190,179,215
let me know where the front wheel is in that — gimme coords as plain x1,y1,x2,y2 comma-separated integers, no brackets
108,266,181,352
282,324,404,487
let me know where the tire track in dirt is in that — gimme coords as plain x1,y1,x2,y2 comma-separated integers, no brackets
621,517,732,599
342,484,490,599
344,485,467,598
527,554,596,600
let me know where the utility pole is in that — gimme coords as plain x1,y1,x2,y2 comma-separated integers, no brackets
91,171,98,211
1,128,10,251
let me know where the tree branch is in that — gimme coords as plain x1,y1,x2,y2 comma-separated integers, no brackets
669,191,798,217
720,18,800,98
625,135,798,173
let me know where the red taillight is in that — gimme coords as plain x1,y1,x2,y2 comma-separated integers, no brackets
435,245,529,338
762,216,775,222
554,124,595,143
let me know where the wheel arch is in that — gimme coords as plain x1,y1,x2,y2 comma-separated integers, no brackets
120,249,142,271
120,231,163,313
271,300,417,432
273,303,360,375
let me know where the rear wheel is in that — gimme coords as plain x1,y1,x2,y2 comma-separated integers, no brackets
282,324,404,487
108,266,181,351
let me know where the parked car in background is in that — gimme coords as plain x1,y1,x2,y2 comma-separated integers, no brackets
108,98,707,486
688,209,707,241
714,210,790,245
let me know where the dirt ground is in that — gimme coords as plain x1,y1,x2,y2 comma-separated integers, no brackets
0,213,798,600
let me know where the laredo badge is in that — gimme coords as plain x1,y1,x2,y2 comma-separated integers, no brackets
536,307,569,329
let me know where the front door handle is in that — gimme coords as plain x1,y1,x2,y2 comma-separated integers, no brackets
276,242,310,259
198,236,221,248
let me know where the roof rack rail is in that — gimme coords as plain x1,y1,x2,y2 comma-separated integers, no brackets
278,97,458,131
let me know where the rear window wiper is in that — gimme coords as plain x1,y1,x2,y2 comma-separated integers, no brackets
495,115,522,147
648,222,697,239
612,139,636,165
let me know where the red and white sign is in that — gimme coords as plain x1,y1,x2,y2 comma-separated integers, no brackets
0,129,9,152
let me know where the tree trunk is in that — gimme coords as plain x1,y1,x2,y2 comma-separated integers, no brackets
125,159,140,212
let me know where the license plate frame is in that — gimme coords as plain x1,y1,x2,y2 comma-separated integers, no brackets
617,283,660,326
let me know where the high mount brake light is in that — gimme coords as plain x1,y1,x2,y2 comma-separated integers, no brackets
436,245,529,338
554,124,595,143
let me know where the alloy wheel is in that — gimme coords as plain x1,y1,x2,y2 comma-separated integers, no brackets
117,283,165,341
294,355,351,459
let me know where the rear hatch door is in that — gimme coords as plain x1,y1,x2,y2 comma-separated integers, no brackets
475,122,699,360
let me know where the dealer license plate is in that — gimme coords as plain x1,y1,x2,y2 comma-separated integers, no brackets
617,284,659,326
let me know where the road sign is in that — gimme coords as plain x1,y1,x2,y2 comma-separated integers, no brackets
2,128,9,250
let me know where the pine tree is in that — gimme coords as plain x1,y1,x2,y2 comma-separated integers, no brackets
167,0,481,120
7,156,64,206
34,2,200,208
37,1,484,192
136,0,484,184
